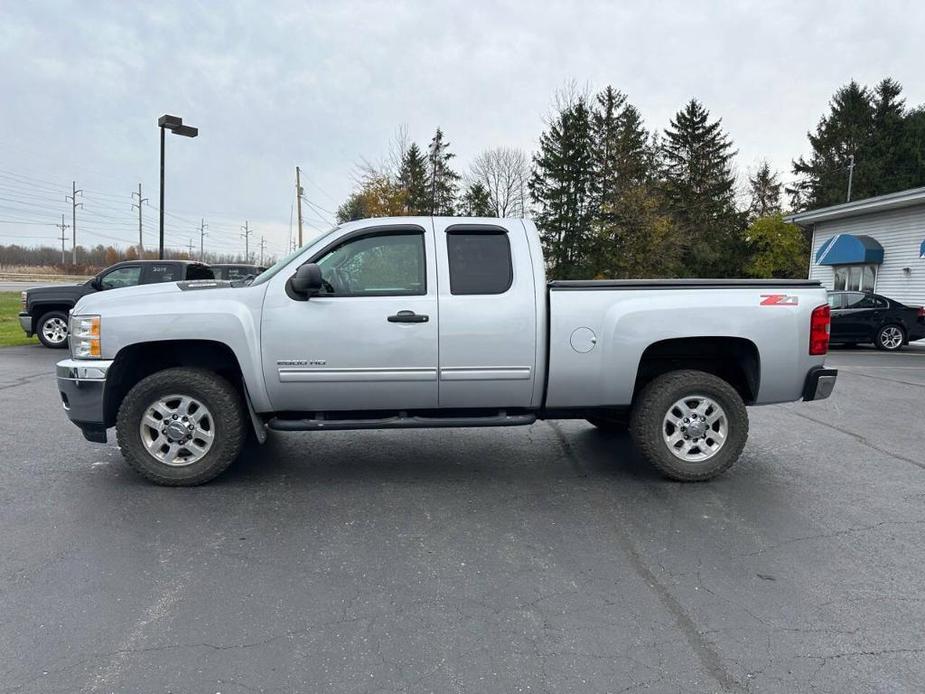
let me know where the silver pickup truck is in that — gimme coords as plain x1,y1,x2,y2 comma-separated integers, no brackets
55,217,837,486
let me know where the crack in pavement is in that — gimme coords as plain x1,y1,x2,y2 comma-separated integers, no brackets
778,406,925,471
0,371,51,392
544,420,745,693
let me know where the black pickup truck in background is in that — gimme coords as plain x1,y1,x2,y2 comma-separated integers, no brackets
209,263,267,280
19,260,214,348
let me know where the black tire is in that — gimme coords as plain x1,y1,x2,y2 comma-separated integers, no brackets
116,367,246,486
629,370,748,482
875,324,905,351
586,416,628,433
36,310,69,349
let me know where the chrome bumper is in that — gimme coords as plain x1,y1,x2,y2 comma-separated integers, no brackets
803,367,837,401
56,358,113,443
18,313,32,336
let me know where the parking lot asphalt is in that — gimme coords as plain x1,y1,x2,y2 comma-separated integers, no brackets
1,344,923,693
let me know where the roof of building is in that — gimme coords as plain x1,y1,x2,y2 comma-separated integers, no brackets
785,186,925,227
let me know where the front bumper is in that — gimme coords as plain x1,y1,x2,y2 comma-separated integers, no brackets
56,358,113,443
803,367,838,401
18,312,32,336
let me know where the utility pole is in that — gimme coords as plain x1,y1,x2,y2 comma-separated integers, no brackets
846,154,856,202
186,239,195,257
199,218,208,260
295,166,304,247
241,220,252,262
55,214,69,265
258,235,267,266
131,183,148,258
65,181,82,265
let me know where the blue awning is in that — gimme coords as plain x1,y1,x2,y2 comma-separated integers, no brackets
815,234,884,265
920,239,925,258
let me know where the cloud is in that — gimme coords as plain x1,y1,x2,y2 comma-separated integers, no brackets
0,0,922,255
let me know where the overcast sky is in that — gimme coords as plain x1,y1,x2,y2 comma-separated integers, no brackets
2,0,923,259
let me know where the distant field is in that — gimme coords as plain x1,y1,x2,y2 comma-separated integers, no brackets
0,292,36,347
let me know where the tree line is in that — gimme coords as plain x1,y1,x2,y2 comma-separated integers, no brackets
337,78,925,279
0,244,265,274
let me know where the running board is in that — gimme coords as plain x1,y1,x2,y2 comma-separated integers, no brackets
268,412,537,432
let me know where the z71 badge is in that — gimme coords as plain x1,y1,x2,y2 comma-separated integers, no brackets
760,294,799,306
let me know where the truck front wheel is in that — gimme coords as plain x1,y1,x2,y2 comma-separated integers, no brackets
116,367,246,486
37,311,70,348
629,370,748,482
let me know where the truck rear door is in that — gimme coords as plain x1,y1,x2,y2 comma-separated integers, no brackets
432,220,537,408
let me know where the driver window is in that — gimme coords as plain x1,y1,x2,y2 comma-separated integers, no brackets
315,231,426,296
100,266,142,290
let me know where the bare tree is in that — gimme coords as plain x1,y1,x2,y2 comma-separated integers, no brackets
469,147,531,217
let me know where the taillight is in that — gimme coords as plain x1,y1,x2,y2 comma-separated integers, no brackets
918,307,925,318
810,304,831,356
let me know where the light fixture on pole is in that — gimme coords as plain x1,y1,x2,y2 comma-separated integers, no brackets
157,114,198,259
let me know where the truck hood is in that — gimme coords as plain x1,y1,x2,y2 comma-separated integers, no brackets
25,282,86,297
73,279,234,315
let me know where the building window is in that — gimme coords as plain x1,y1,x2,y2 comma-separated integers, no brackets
833,264,877,292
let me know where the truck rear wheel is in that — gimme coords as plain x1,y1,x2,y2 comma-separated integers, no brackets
629,370,748,482
116,367,246,486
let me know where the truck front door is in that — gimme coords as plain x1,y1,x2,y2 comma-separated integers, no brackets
260,224,439,412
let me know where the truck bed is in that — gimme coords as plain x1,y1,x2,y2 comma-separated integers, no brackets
544,278,829,409
548,279,822,289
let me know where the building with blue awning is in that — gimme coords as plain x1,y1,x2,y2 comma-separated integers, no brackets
787,186,925,306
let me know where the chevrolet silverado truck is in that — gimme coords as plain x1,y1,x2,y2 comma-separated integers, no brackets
20,260,214,348
55,217,837,486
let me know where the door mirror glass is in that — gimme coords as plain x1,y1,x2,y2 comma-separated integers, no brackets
290,263,323,298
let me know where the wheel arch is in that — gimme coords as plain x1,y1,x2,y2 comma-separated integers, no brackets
633,336,760,404
31,303,73,332
103,339,259,430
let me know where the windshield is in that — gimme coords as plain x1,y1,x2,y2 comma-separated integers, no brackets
249,226,341,286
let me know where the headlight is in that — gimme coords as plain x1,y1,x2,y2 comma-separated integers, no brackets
70,315,101,358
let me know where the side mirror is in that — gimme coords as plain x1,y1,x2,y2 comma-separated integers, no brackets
89,277,103,290
289,263,323,298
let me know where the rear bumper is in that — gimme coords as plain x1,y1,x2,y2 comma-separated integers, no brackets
56,358,113,443
18,313,32,336
803,367,838,401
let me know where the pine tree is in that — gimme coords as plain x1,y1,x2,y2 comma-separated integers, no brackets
461,181,494,216
662,99,744,276
748,161,783,219
529,97,596,278
792,81,874,208
793,78,925,208
591,86,628,221
588,87,661,277
869,78,917,195
427,128,459,215
398,143,429,215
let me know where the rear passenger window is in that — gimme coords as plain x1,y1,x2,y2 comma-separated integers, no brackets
446,228,513,295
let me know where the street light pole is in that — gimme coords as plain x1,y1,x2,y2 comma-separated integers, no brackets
157,114,198,260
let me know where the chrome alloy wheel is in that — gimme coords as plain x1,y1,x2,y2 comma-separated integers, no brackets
139,394,215,466
662,395,728,463
880,326,903,350
41,317,68,344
